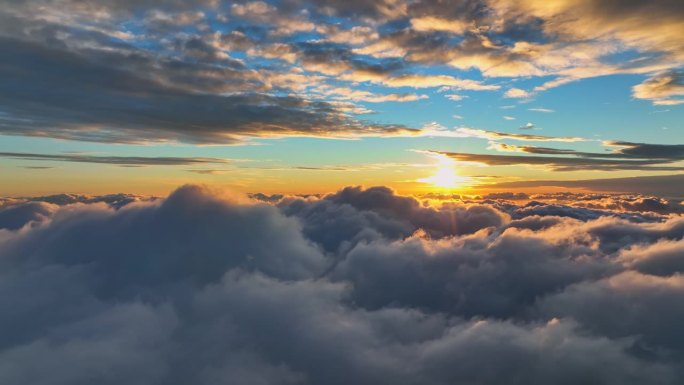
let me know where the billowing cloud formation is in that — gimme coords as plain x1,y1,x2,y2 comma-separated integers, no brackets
0,192,155,211
2,184,684,383
277,186,509,252
0,202,56,231
0,0,681,143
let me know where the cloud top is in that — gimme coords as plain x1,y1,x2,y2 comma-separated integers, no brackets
1,184,684,383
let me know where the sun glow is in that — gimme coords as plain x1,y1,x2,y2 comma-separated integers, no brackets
420,167,468,189
418,153,470,190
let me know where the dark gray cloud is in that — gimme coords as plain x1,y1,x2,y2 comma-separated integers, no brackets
508,200,666,222
36,193,153,208
483,192,530,200
0,202,56,230
0,152,234,166
606,141,684,160
455,134,684,175
296,41,406,75
437,151,684,171
551,195,679,216
0,193,155,229
619,238,684,276
492,174,684,198
0,36,416,144
184,169,232,175
498,142,684,161
537,270,684,356
2,184,684,383
278,186,508,253
306,0,405,18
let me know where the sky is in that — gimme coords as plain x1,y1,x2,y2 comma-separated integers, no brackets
0,0,683,196
3,2,684,383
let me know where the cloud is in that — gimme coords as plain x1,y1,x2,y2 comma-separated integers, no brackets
449,138,684,173
632,71,684,105
494,0,684,60
0,194,156,230
504,88,531,98
315,86,428,103
0,36,417,144
2,184,684,383
490,174,684,198
278,185,509,253
0,0,680,137
487,141,684,162
519,122,536,130
0,202,57,231
618,238,684,276
537,270,684,354
309,0,407,19
486,0,684,86
483,192,530,200
0,152,235,166
605,141,684,160
373,74,499,90
185,169,232,175
435,151,684,171
453,128,587,142
0,0,678,146
528,108,554,113
144,9,205,28
410,16,472,34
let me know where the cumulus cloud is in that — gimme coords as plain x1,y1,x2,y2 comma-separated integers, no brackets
633,71,684,105
1,184,684,383
277,186,509,253
504,88,531,98
0,202,57,231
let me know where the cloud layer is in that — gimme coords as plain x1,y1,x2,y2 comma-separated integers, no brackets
2,184,684,383
0,0,681,143
428,133,684,172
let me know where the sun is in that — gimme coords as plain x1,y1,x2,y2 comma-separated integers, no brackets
418,154,470,190
419,166,469,189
